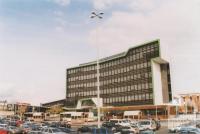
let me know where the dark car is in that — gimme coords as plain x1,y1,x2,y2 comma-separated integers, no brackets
91,127,113,134
58,127,76,134
102,122,116,132
49,122,60,128
102,122,115,128
9,121,17,127
78,125,97,133
114,125,124,133
140,130,155,134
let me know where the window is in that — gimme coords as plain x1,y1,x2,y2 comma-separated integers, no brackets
150,93,153,99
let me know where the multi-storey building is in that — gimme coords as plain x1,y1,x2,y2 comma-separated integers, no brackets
66,40,172,108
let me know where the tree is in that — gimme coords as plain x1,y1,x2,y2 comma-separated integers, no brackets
16,104,28,120
47,105,63,114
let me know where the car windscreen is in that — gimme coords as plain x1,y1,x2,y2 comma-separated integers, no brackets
51,128,62,132
110,120,118,123
139,121,150,125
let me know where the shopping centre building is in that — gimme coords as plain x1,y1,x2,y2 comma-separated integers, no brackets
63,40,173,119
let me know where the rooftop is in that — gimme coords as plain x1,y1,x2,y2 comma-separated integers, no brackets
68,39,160,70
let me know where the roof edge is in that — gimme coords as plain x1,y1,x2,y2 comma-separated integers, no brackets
67,39,160,70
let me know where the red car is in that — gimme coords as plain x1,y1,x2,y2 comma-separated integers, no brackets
0,129,9,134
16,120,23,127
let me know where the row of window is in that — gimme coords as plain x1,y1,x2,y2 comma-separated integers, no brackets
68,62,151,82
68,72,152,88
102,93,153,103
128,44,158,54
68,65,96,74
68,73,97,82
100,51,157,69
67,44,159,75
67,83,153,97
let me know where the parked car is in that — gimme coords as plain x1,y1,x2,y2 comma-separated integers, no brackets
169,125,182,133
102,121,115,128
40,127,66,134
120,119,131,127
138,120,157,131
0,124,8,129
102,121,116,132
91,127,113,134
77,125,97,133
21,124,32,133
140,130,155,134
0,129,9,134
28,131,42,134
120,126,139,134
179,126,200,134
109,119,122,126
6,126,24,134
8,121,17,127
60,121,71,128
58,127,76,134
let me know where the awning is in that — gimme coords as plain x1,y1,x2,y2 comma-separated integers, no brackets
124,111,140,116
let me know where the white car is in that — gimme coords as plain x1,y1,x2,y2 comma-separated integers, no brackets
125,125,140,134
0,124,7,129
120,119,131,127
138,120,157,130
109,119,123,126
40,127,66,134
168,125,182,133
109,119,131,127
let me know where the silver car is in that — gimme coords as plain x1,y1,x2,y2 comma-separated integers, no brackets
40,127,66,134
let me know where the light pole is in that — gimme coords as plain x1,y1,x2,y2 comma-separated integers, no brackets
90,11,104,128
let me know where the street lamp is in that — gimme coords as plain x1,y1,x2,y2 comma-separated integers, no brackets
90,11,104,128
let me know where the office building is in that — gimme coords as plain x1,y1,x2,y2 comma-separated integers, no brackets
66,40,172,108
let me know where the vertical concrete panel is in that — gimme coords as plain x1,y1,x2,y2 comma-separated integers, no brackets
152,61,163,105
161,64,170,103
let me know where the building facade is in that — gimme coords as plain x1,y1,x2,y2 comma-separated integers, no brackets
179,93,200,113
66,40,172,108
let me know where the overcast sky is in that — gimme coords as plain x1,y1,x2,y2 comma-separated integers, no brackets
0,0,200,105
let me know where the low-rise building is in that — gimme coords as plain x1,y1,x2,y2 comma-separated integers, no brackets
179,93,200,113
